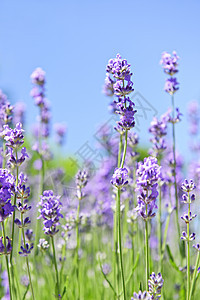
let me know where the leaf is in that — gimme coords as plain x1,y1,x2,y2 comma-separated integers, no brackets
22,284,30,300
166,244,181,272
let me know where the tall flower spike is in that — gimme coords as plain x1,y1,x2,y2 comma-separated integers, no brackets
160,51,179,76
131,291,150,300
148,272,164,299
38,190,63,236
111,167,129,189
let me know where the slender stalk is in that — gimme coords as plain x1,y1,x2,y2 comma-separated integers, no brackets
117,189,126,300
51,236,60,298
120,130,128,168
21,212,35,300
171,95,181,240
76,198,81,300
189,251,200,299
145,217,149,290
118,134,123,168
2,221,13,300
186,197,191,300
161,212,171,262
158,185,162,272
35,156,45,256
10,162,19,262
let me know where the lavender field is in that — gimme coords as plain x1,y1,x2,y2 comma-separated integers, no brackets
0,51,200,300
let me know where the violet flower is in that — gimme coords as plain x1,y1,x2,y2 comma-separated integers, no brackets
148,272,164,299
38,190,63,236
111,167,129,189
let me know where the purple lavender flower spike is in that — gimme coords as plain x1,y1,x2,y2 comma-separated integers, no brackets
31,67,46,86
0,169,15,222
181,231,195,242
160,51,179,76
148,272,164,299
25,229,34,242
181,212,197,223
38,190,63,236
0,237,5,253
0,122,24,149
164,77,179,95
19,243,34,256
135,157,161,220
181,179,196,192
0,89,13,130
116,99,137,130
193,244,200,251
0,236,12,255
13,101,26,125
131,291,150,300
54,123,67,145
111,167,129,189
103,73,115,97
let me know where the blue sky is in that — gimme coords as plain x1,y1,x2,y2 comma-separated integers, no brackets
1,0,200,161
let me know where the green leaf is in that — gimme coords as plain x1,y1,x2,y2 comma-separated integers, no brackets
166,244,181,272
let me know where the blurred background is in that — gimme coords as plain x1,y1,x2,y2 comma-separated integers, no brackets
1,0,200,161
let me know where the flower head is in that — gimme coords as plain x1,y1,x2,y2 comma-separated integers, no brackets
164,77,179,95
160,51,179,75
148,272,164,299
111,167,129,189
38,190,63,236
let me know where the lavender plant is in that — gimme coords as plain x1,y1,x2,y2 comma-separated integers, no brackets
0,50,200,300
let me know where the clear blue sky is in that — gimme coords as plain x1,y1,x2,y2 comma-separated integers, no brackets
1,0,200,161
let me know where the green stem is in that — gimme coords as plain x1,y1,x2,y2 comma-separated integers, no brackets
171,95,181,241
76,198,81,300
35,156,45,256
161,213,171,261
51,236,60,298
145,217,149,290
118,134,123,168
2,221,13,300
10,163,19,262
117,189,126,300
189,251,200,299
21,212,35,300
120,130,128,168
187,198,191,300
158,186,162,272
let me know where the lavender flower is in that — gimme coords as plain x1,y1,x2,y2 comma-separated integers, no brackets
111,167,129,189
187,100,200,135
54,123,67,145
149,116,168,157
0,122,24,149
0,169,15,222
31,67,46,86
103,73,115,97
148,272,164,299
0,236,12,255
37,238,49,251
25,229,34,242
160,51,179,75
19,243,34,256
193,244,200,251
131,291,150,300
181,231,195,242
135,157,161,220
117,99,137,130
0,90,13,130
13,101,26,125
164,77,179,95
30,67,51,142
38,190,63,236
